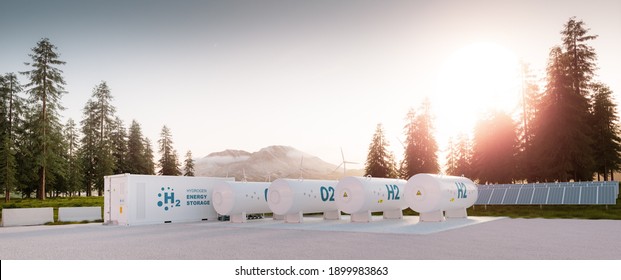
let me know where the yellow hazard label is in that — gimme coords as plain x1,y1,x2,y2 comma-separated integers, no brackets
450,198,455,202
120,206,123,214
378,199,383,203
416,190,422,196
343,192,348,198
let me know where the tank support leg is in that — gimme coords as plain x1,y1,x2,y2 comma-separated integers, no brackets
445,208,468,219
350,211,372,223
383,209,403,219
323,210,341,220
419,211,445,222
231,212,247,223
285,211,303,223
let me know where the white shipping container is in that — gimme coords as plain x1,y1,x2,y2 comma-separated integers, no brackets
104,174,234,226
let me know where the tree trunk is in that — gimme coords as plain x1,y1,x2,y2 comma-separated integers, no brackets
38,72,48,200
38,167,46,200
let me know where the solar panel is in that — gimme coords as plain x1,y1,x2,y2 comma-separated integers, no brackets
599,185,617,204
610,181,620,197
531,187,548,204
564,187,580,204
503,188,520,204
517,187,534,204
476,189,492,204
580,186,597,204
474,181,618,205
488,188,506,204
547,187,564,204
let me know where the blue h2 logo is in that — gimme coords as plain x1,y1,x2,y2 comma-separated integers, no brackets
386,184,401,200
456,182,468,199
164,192,175,204
157,187,180,211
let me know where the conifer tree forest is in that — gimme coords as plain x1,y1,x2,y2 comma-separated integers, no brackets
366,17,620,184
1,17,619,200
0,38,193,200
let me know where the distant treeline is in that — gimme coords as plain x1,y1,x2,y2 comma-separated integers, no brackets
2,17,619,201
0,39,194,201
364,17,620,184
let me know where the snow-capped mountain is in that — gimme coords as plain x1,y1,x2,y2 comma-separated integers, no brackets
194,145,363,181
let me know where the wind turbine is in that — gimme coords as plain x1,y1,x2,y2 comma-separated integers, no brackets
242,168,248,182
332,147,358,176
298,156,307,180
263,167,279,182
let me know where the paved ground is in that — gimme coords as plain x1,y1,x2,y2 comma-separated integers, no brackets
1,217,620,259
220,216,505,234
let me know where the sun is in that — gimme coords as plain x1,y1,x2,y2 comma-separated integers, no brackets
432,42,521,140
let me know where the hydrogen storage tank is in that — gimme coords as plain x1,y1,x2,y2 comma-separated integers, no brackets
212,181,271,223
404,173,478,222
267,178,340,223
104,174,234,226
335,176,408,222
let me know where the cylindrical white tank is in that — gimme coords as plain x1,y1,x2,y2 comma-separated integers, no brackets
404,173,478,213
267,179,339,216
335,176,408,215
212,181,271,216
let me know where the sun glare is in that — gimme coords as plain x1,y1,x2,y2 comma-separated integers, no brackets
433,42,521,140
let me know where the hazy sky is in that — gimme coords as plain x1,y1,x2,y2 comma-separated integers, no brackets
1,0,620,168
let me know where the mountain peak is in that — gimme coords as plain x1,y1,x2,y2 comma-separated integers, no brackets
194,145,363,181
205,149,251,158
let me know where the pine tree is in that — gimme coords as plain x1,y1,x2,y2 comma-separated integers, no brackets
127,120,146,174
157,126,181,176
472,111,518,184
590,83,621,180
183,150,195,176
64,118,83,195
15,106,39,197
562,17,598,99
0,73,24,201
447,133,473,178
445,137,457,176
110,117,128,174
92,82,115,194
143,137,155,175
401,100,439,178
560,17,598,181
126,120,156,175
516,63,541,182
49,122,69,197
531,47,573,181
79,100,97,196
20,38,67,200
531,18,598,182
79,82,117,195
365,123,398,178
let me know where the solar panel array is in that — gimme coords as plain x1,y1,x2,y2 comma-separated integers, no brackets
475,181,619,205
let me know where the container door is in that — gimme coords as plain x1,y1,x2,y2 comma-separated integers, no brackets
108,176,127,225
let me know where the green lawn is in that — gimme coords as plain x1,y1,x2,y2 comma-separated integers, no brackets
1,196,105,224
465,203,621,219
1,196,104,209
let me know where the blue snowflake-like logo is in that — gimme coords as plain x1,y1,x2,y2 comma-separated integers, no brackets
157,187,177,211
